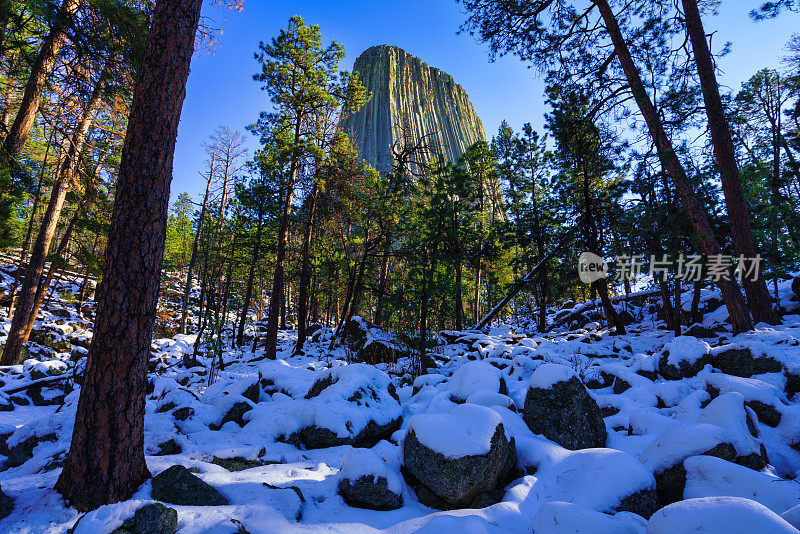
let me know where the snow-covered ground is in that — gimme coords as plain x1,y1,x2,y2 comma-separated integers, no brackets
1,266,800,533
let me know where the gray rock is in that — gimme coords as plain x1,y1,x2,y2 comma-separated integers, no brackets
5,433,57,467
338,476,402,511
522,376,607,450
792,276,800,298
713,348,782,378
659,352,712,380
113,503,177,534
403,422,516,509
684,324,716,339
151,465,227,506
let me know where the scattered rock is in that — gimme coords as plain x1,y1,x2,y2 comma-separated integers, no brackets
712,347,782,378
292,364,402,449
5,433,57,467
659,336,712,379
337,449,402,510
684,324,716,339
211,456,266,472
113,503,178,534
639,424,737,507
155,439,182,456
403,404,517,509
0,484,12,520
151,465,228,506
522,364,607,450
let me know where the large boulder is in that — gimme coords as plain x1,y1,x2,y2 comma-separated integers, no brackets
658,336,712,379
337,449,402,510
292,364,402,449
522,364,607,450
403,404,517,509
151,465,227,506
792,276,800,298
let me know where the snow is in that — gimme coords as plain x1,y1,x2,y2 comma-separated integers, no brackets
646,497,799,534
529,363,576,389
406,404,504,459
1,266,800,533
338,448,402,495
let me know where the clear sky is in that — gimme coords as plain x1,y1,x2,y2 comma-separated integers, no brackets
170,0,799,203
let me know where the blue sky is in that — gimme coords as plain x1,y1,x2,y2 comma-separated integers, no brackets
171,0,799,203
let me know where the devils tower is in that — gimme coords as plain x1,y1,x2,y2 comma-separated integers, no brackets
342,45,487,175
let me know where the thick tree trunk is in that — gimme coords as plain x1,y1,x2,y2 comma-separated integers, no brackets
595,0,753,334
8,128,54,315
682,0,776,325
295,182,318,354
3,0,80,157
1,67,105,365
237,214,262,346
262,119,301,358
23,205,82,337
55,0,202,511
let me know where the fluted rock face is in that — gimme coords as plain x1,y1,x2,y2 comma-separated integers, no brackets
343,45,487,175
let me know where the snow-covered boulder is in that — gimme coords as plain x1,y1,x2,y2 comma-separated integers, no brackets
646,497,798,534
639,423,737,507
696,392,768,470
446,360,507,402
711,345,782,378
337,448,402,510
683,455,800,514
292,364,402,449
522,364,607,450
403,404,517,509
658,336,712,379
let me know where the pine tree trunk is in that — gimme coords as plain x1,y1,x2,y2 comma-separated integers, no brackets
3,0,80,157
54,0,202,511
455,259,464,330
262,119,301,358
682,0,776,325
24,205,81,337
295,182,318,354
179,161,213,334
595,0,754,334
1,62,107,365
8,128,53,315
237,214,262,346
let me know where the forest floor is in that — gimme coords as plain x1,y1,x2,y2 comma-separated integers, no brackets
0,263,799,533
